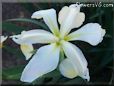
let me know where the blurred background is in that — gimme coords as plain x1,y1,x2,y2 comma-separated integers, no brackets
2,2,114,85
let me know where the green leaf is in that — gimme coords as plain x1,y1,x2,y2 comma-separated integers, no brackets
45,70,61,84
33,70,61,85
99,40,113,68
2,22,28,34
104,34,112,38
6,18,48,30
3,45,24,59
63,77,87,85
100,54,113,68
3,65,25,80
109,74,113,85
87,48,114,53
92,42,113,75
89,9,104,20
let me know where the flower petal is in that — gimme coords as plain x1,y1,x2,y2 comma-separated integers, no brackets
21,44,60,82
59,58,90,81
20,44,34,60
59,58,78,79
59,4,85,37
11,29,59,44
31,9,59,36
61,41,89,81
67,23,106,46
0,36,7,43
0,36,7,48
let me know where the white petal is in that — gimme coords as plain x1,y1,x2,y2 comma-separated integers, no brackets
59,58,78,79
20,44,34,60
58,6,69,24
11,29,59,44
67,23,106,46
72,12,85,28
59,58,90,81
21,44,60,82
0,36,7,43
61,41,89,80
59,4,85,37
31,9,59,36
0,36,7,48
81,68,90,81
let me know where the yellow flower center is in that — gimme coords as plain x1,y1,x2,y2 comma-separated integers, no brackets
54,29,71,47
55,35,66,46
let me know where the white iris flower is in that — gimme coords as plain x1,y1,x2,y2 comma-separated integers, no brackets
11,4,106,83
0,36,7,48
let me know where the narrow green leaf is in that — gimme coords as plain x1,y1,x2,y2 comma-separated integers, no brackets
6,18,48,30
92,43,113,74
100,41,113,68
109,74,114,85
89,10,104,20
104,34,112,38
2,22,28,34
